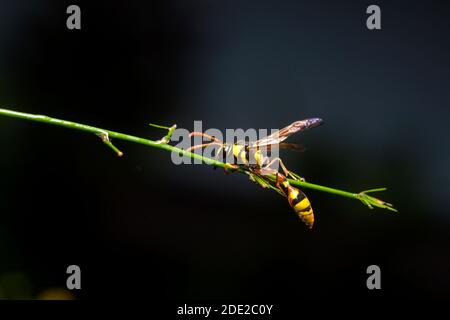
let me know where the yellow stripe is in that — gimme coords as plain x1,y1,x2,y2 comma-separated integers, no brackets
299,208,313,217
289,188,299,200
298,209,314,229
294,197,310,211
232,144,243,158
232,144,248,165
254,150,263,166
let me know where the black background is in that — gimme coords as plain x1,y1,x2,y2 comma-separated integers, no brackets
1,0,450,306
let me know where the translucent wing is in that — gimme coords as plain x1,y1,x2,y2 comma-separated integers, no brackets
248,118,323,148
278,142,305,152
259,142,305,152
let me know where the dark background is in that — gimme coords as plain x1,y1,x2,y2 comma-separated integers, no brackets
0,0,449,305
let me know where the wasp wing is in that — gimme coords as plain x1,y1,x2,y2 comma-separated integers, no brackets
255,142,305,152
247,118,323,148
278,142,305,152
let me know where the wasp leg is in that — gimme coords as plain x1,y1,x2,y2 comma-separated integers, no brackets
186,142,223,152
249,167,289,198
287,171,305,182
223,163,239,175
215,145,231,162
262,157,305,182
257,166,278,177
189,132,222,142
248,171,286,196
187,132,227,160
248,172,269,188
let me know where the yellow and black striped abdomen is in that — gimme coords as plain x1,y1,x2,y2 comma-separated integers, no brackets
287,185,314,229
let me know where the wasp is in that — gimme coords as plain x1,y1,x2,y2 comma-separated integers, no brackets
187,118,323,228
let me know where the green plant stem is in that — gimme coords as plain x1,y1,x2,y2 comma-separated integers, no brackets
0,107,396,211
288,180,355,199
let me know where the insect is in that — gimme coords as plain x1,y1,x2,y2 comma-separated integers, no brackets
187,118,323,228
250,169,315,229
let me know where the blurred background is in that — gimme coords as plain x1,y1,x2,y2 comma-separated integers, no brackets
0,0,449,303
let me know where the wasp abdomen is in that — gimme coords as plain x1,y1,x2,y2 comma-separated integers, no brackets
294,201,314,229
288,186,314,229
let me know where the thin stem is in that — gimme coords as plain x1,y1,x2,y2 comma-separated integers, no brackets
0,108,396,212
96,132,123,157
287,179,357,199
